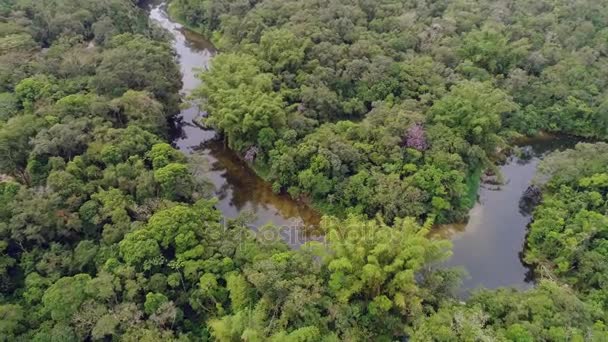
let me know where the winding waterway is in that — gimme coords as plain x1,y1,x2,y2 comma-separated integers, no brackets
433,136,580,294
149,4,321,247
149,2,579,291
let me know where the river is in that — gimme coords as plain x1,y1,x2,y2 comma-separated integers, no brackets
433,135,580,294
149,3,578,292
149,4,321,247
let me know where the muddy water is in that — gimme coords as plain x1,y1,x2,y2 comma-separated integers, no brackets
149,5,321,246
433,136,580,293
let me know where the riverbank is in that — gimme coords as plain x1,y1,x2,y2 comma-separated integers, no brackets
149,4,322,247
432,135,582,293
165,1,223,47
165,2,202,34
153,1,595,292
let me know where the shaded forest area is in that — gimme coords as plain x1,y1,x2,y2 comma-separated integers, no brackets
0,0,607,341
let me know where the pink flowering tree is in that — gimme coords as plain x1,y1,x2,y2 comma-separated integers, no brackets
404,123,428,151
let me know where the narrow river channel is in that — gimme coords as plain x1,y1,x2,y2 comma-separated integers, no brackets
149,4,321,247
149,2,579,291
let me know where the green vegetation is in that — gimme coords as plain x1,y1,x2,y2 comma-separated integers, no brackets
191,0,608,224
528,143,608,310
413,280,607,341
1,0,608,340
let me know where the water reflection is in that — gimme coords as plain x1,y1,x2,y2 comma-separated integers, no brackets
201,140,321,229
149,4,321,247
150,2,584,286
433,135,580,294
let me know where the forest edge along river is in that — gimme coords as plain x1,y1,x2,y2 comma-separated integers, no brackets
149,4,322,248
432,135,581,294
148,3,580,292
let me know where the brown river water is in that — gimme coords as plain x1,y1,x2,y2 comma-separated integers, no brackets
148,3,578,291
149,5,321,247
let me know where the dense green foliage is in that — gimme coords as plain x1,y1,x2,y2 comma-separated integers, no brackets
528,143,608,310
0,0,461,339
413,280,607,341
2,0,608,340
190,0,608,223
408,141,608,341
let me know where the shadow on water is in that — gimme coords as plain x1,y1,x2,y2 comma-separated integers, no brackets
432,134,581,296
148,4,321,248
198,140,321,229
